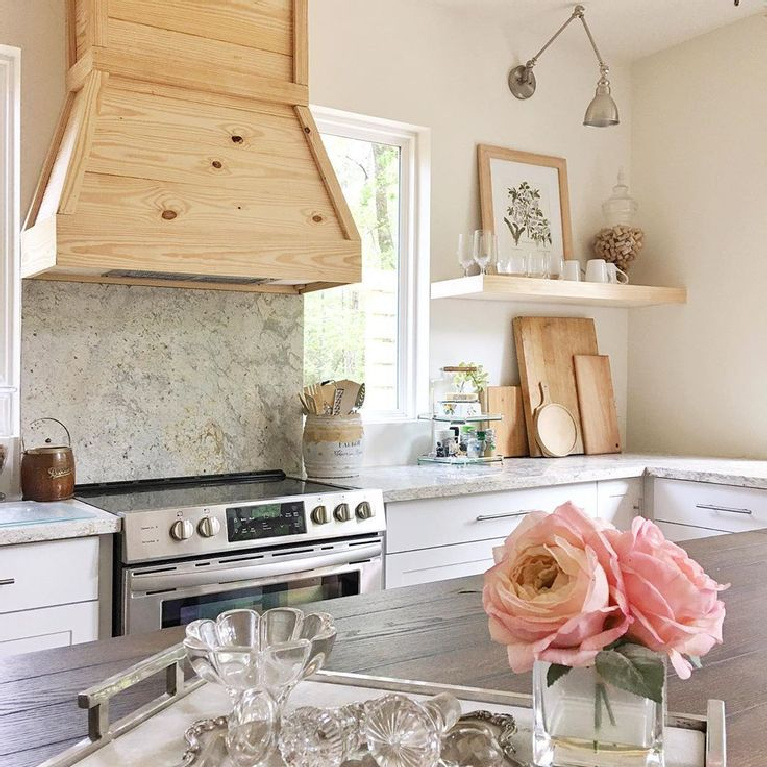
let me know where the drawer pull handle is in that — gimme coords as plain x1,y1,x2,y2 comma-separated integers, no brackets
696,504,753,516
0,578,15,586
476,510,533,522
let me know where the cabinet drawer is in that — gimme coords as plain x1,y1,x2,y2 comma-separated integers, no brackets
386,483,598,554
0,601,99,657
597,479,643,530
0,537,99,614
655,521,729,543
386,537,506,588
652,479,767,534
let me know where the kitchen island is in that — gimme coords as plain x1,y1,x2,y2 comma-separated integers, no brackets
2,531,764,767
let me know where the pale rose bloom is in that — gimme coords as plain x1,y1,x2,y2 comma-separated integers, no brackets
607,516,728,679
483,502,630,673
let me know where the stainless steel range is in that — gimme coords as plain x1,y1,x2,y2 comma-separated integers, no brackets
76,471,385,636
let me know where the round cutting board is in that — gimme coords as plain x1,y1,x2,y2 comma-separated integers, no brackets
533,383,578,458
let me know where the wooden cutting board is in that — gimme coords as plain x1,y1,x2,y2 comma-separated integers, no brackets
482,386,528,457
574,354,622,455
513,317,599,456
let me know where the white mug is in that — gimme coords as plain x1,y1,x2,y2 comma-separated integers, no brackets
585,259,609,283
606,263,630,284
561,260,582,281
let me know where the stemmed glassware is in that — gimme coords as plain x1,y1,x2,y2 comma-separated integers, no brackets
184,607,336,767
473,230,497,276
457,233,474,277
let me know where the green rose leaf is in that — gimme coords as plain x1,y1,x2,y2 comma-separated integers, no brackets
547,663,572,687
595,643,665,704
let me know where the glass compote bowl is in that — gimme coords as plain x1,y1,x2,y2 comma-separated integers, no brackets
184,607,336,767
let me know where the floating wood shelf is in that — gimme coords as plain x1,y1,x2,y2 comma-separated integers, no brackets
431,276,687,308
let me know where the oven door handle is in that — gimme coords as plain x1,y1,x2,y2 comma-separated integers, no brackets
130,544,383,592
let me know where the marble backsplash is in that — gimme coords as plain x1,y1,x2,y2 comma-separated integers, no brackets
21,281,304,484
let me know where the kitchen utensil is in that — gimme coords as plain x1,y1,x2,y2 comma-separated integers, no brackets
585,258,609,283
317,383,338,415
298,392,314,415
606,262,630,284
513,316,598,456
20,417,76,501
353,383,366,411
482,386,528,457
561,261,582,281
533,383,578,458
334,380,362,416
574,354,622,454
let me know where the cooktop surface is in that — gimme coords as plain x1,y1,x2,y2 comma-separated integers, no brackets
75,473,346,515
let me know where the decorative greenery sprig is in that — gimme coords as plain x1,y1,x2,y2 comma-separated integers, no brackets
452,362,489,394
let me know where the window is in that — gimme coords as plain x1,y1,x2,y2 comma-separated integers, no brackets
0,45,20,442
305,108,429,420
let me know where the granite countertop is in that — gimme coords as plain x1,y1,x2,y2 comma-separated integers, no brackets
342,453,767,502
0,499,120,546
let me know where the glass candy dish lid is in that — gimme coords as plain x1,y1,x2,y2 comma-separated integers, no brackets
602,168,638,226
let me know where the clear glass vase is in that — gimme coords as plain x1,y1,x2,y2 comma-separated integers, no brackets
532,661,665,767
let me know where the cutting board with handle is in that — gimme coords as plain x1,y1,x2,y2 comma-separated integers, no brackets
513,316,599,456
574,354,622,455
533,382,578,458
482,386,528,457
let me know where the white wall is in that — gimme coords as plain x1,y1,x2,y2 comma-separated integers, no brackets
627,16,767,458
310,0,632,463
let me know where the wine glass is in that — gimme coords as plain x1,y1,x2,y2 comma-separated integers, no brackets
457,233,474,277
473,230,497,276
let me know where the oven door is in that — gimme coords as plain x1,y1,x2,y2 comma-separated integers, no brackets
121,537,382,635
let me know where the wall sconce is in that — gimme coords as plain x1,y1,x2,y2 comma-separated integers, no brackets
508,5,620,128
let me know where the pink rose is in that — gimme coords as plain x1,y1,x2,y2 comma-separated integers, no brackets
483,502,631,673
606,516,727,679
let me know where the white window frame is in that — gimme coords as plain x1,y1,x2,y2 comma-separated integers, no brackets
0,45,20,439
310,106,430,422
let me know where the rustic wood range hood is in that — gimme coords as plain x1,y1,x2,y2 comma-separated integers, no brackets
22,0,361,293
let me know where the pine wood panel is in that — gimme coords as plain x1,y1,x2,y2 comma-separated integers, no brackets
109,0,294,57
90,88,320,190
1,531,765,766
292,0,309,86
108,78,297,119
573,355,622,455
54,223,361,283
513,317,599,457
108,18,293,84
88,46,308,105
70,172,344,238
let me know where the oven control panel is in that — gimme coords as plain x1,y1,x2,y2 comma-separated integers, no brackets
118,489,386,564
226,502,306,543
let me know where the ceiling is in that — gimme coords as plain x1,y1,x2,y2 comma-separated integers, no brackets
419,0,765,61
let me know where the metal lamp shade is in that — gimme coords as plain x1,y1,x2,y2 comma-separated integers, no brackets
583,81,620,127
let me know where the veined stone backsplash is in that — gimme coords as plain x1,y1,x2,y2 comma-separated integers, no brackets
21,281,304,484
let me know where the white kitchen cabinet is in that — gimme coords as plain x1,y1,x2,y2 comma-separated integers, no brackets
597,478,643,530
384,482,598,587
650,478,767,541
0,601,98,657
386,537,507,588
0,537,101,655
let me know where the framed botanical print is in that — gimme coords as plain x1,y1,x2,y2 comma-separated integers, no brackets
478,144,573,260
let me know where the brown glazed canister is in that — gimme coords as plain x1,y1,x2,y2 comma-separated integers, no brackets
21,419,76,501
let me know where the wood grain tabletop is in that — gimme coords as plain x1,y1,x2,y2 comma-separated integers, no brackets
1,530,763,767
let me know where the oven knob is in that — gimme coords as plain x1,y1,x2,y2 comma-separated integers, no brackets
311,505,331,525
170,520,194,541
334,503,353,522
197,516,221,538
356,501,375,520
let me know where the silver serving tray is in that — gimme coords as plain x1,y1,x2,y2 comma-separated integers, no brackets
36,644,726,767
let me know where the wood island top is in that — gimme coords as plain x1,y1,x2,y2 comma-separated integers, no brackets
2,530,765,767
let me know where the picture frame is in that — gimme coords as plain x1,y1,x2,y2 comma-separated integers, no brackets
478,144,573,260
